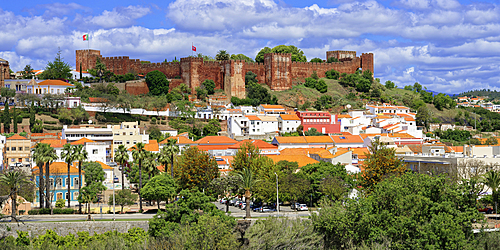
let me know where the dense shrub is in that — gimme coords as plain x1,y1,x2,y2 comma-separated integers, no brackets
43,125,63,131
43,120,57,124
28,208,75,215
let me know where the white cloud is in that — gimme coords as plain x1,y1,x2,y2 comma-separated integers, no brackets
86,6,151,29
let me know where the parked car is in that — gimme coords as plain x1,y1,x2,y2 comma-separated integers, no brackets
220,198,227,204
260,206,277,213
113,176,119,183
291,203,300,210
253,206,262,212
241,203,247,210
478,207,493,214
229,198,238,206
296,204,308,211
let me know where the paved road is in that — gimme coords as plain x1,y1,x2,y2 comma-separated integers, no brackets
213,202,312,218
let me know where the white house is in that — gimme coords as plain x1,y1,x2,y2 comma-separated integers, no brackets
278,114,301,134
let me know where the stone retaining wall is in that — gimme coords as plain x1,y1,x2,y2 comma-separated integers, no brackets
3,221,149,237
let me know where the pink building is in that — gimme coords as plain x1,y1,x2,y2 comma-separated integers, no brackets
296,111,341,134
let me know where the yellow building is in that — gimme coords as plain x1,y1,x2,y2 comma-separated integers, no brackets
112,122,149,156
4,134,31,169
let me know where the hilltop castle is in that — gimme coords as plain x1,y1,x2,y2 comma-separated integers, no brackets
76,50,373,98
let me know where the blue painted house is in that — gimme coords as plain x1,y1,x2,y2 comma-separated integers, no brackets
33,162,84,207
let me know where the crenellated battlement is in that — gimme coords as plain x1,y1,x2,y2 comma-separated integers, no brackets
76,49,373,96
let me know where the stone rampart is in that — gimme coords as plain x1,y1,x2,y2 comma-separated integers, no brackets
4,221,149,238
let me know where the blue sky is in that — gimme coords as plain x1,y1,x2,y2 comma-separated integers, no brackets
1,0,499,94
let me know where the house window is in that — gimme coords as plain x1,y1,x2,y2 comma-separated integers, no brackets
74,178,79,186
127,141,130,144
11,147,15,151
49,178,54,187
5,147,8,151
130,132,133,135
73,192,79,200
51,89,54,94
56,178,62,187
65,192,69,200
25,147,29,151
66,178,69,186
25,158,29,162
93,149,98,154
18,147,22,151
133,141,137,144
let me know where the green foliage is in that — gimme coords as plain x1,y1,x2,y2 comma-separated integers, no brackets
315,79,327,93
22,64,34,79
110,189,138,213
215,50,230,61
312,173,482,250
314,95,334,110
245,71,258,85
39,49,72,79
177,147,219,190
327,57,339,63
434,129,471,142
338,72,372,93
141,174,177,208
203,119,221,136
246,217,323,249
255,45,307,62
232,82,278,106
434,93,456,110
385,80,395,89
202,79,215,95
230,53,254,62
325,69,340,80
310,58,323,63
55,199,65,208
145,70,170,96
304,128,323,136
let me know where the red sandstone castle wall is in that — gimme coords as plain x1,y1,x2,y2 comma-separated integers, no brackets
244,62,266,84
125,81,149,95
290,58,362,80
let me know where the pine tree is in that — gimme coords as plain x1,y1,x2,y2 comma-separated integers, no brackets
29,102,35,129
3,102,10,133
13,105,17,133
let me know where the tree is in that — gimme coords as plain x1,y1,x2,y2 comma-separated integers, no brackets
312,173,481,249
245,71,258,85
29,102,35,129
114,145,129,190
255,47,272,63
215,50,230,61
161,139,179,178
304,128,323,136
237,168,259,218
486,137,499,145
327,57,339,63
361,138,406,191
40,48,72,79
384,80,395,89
82,162,106,188
230,54,254,62
178,147,219,190
142,174,177,209
319,176,349,201
281,173,310,210
12,105,17,133
195,87,208,101
416,105,431,131
209,175,240,213
310,58,323,63
132,142,147,212
256,45,307,62
202,79,215,95
22,64,34,79
325,69,340,80
72,144,88,213
32,143,49,209
485,170,500,214
203,119,220,136
61,144,74,208
2,103,10,133
315,79,328,93
145,70,170,96
0,171,30,219
110,189,138,213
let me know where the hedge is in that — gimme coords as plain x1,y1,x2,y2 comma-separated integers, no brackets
43,125,63,130
28,208,76,215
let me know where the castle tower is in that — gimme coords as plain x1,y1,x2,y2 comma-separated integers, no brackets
223,60,246,99
180,57,204,93
326,51,356,62
0,58,10,88
264,53,292,91
361,53,374,74
75,49,101,71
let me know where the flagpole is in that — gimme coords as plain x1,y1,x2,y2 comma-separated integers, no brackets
192,42,193,57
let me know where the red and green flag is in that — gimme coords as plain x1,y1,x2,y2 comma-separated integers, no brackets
83,34,89,41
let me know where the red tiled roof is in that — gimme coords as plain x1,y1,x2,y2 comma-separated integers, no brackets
266,155,319,168
7,134,28,140
70,138,95,145
195,136,237,145
228,139,278,150
89,97,108,103
37,80,74,87
39,139,67,148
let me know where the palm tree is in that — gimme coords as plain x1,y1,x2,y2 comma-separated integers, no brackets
61,144,74,208
114,145,129,190
163,139,179,178
43,146,58,209
72,144,88,214
237,168,259,219
485,170,500,214
32,143,48,209
0,171,30,220
132,142,147,212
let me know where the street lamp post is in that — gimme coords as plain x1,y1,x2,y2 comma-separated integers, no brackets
112,181,116,221
275,172,279,216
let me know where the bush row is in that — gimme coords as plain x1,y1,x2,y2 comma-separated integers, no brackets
28,208,76,215
43,125,63,130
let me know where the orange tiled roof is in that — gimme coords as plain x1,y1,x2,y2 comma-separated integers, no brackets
89,97,108,103
304,136,334,144
351,147,370,159
229,139,278,150
96,161,114,170
195,136,237,145
266,155,319,168
160,136,195,145
246,115,261,121
37,80,74,87
336,114,352,119
279,148,324,156
129,140,159,152
261,105,285,109
274,136,307,144
7,134,28,140
70,138,95,145
196,145,233,151
331,148,351,158
280,114,300,121
405,117,415,121
33,162,82,174
330,135,364,144
39,139,67,148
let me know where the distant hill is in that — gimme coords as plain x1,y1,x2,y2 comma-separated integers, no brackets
458,89,500,99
